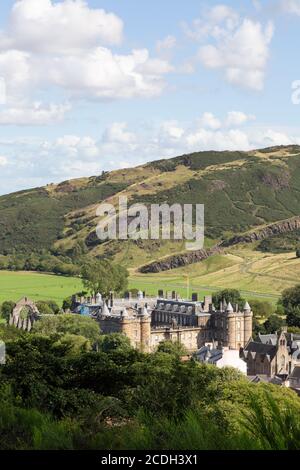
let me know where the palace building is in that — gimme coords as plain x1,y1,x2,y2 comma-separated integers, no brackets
9,291,253,354
72,290,253,353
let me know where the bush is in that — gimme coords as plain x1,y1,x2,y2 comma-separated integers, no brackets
32,314,101,344
0,301,16,321
36,301,59,315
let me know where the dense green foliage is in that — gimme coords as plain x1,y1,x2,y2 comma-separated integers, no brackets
81,260,129,296
36,300,60,315
136,150,300,239
0,301,15,321
0,326,300,450
258,230,300,254
254,314,286,337
280,284,300,328
156,340,187,357
212,289,245,309
250,300,273,318
0,180,127,255
32,315,101,344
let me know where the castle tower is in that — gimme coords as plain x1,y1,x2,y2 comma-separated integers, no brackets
137,290,143,301
243,301,253,347
227,302,236,349
140,306,151,353
101,302,110,317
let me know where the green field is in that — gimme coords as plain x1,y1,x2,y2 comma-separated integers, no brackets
1,247,299,306
0,271,83,305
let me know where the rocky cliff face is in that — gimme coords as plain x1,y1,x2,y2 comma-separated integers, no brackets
139,245,223,273
220,216,300,247
139,216,300,273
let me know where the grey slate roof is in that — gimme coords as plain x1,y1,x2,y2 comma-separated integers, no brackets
258,333,277,346
290,366,300,379
244,341,277,360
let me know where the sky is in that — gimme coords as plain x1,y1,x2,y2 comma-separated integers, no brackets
0,0,300,194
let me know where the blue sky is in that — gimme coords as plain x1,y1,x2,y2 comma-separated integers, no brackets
0,0,300,194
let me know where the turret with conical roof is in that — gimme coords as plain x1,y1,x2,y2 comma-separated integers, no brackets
137,290,143,300
142,306,149,317
101,302,110,317
121,307,129,318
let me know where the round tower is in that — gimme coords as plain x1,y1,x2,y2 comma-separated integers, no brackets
137,290,144,300
226,302,236,349
140,306,151,353
243,302,253,347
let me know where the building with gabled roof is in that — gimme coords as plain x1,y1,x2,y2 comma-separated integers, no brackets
288,366,300,390
240,329,291,377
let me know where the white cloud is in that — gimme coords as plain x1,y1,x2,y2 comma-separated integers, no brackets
103,122,137,144
36,47,172,99
182,5,239,41
159,120,185,140
0,102,70,125
0,0,172,109
282,0,300,15
199,112,222,130
0,156,8,166
186,128,250,151
184,5,274,91
1,113,299,195
156,35,177,55
225,111,256,127
53,135,100,160
251,129,294,147
1,0,123,53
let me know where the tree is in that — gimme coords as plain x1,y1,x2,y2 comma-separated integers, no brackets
54,333,91,356
36,300,60,315
253,317,266,337
250,300,273,319
81,260,128,297
279,285,300,328
32,314,101,344
62,296,72,311
296,248,300,258
263,315,285,334
286,308,300,328
0,301,16,321
287,326,300,334
212,289,245,310
280,284,300,310
157,340,187,357
100,333,132,354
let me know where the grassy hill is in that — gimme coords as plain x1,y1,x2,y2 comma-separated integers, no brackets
129,246,300,303
0,271,83,304
1,145,300,279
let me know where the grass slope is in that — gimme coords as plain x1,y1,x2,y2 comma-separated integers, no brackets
0,271,83,304
129,247,300,304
